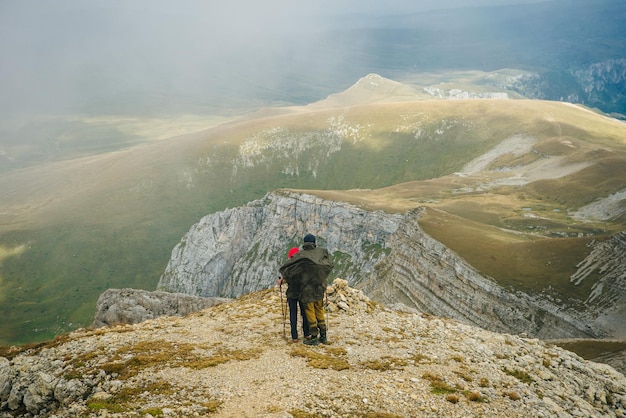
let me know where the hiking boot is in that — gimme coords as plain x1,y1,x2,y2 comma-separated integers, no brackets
319,333,328,344
304,336,319,346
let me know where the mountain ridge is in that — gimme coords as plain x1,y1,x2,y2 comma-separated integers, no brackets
1,75,624,345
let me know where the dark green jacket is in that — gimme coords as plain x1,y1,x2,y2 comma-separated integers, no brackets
279,243,334,304
282,272,300,300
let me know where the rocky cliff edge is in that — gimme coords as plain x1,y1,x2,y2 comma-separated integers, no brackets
1,280,625,417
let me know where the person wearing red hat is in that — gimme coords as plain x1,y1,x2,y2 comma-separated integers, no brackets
278,247,310,342
288,247,300,259
280,234,334,345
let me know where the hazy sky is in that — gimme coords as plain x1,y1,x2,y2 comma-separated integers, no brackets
0,0,546,122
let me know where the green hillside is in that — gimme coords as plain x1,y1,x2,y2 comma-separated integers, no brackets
1,97,625,345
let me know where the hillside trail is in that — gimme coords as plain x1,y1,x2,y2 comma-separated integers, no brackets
185,288,435,418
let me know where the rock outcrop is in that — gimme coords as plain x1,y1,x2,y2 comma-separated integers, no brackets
1,281,625,417
157,191,624,339
93,288,229,328
570,232,626,338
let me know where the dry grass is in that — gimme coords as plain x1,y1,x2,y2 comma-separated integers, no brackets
361,356,408,371
290,345,350,370
411,353,432,364
86,380,223,415
551,340,626,361
453,369,473,382
76,336,257,414
445,394,460,403
504,390,522,401
503,367,535,385
422,372,457,394
465,390,488,402
66,339,261,382
418,206,603,300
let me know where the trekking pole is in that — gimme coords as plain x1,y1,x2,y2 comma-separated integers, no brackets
279,280,286,339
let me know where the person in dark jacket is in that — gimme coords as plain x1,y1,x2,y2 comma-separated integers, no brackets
278,247,310,343
279,234,334,346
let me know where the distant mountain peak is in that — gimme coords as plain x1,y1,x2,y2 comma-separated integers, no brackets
354,72,389,87
308,73,424,108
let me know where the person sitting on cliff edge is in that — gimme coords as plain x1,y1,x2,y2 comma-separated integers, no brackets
279,233,334,345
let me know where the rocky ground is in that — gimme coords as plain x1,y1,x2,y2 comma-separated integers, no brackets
1,279,625,417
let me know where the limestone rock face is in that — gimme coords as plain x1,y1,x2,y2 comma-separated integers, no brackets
157,191,401,298
570,231,626,338
359,208,600,339
93,288,229,327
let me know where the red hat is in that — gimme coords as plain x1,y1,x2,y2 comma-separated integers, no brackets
288,247,299,259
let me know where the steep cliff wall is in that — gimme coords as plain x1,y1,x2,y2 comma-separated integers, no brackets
158,191,401,297
570,232,626,338
158,192,621,339
359,208,600,339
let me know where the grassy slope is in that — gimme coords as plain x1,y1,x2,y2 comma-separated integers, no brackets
295,101,626,307
0,99,624,345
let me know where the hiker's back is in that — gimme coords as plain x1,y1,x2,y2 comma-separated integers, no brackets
302,246,333,270
296,246,333,303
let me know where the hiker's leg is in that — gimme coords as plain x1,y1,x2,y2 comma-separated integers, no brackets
312,299,327,344
287,298,299,340
303,302,318,338
313,299,326,334
299,300,310,337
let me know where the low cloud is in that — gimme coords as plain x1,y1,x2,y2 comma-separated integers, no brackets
0,0,546,123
